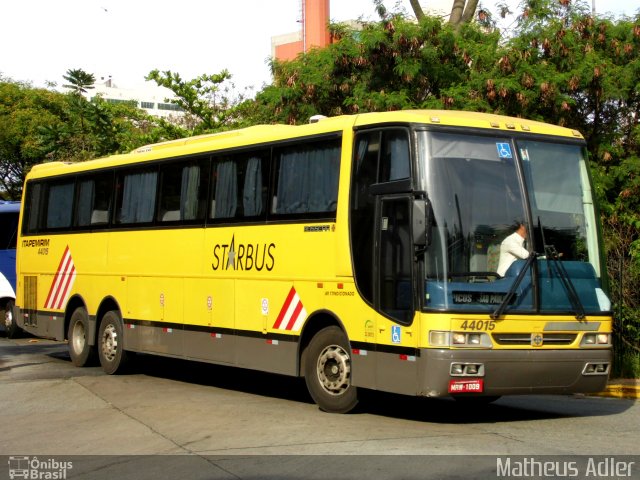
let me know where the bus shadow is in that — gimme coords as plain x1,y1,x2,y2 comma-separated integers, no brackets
132,353,633,424
355,389,634,424
12,338,628,424
134,353,315,406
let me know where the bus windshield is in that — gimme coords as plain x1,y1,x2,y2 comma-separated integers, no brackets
417,130,610,315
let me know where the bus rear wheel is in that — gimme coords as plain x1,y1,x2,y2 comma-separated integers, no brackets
4,300,20,339
304,326,358,414
68,306,96,367
98,310,130,375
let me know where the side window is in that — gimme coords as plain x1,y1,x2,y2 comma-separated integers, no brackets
211,158,238,219
241,155,267,217
378,197,414,324
350,132,380,304
210,151,268,221
75,172,113,226
115,168,158,224
350,128,411,306
272,138,340,216
158,159,208,223
23,182,42,234
46,181,75,229
380,130,411,182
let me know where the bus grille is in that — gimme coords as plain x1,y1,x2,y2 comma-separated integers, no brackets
492,333,577,346
23,276,38,326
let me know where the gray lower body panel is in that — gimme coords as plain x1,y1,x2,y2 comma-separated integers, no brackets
16,308,65,341
418,348,611,397
120,320,298,376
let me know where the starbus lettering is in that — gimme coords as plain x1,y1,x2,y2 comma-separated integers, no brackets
212,235,276,271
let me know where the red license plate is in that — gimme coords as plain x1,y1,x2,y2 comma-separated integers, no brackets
448,379,484,393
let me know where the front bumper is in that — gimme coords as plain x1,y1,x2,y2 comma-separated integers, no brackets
419,348,611,397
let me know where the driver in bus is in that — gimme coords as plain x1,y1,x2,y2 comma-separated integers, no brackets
496,221,529,277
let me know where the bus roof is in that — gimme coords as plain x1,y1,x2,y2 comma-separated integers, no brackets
25,110,583,180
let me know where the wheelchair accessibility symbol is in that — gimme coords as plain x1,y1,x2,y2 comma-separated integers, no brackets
391,325,401,344
496,142,513,159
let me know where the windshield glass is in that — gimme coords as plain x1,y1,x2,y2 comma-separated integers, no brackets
417,130,610,315
519,140,599,270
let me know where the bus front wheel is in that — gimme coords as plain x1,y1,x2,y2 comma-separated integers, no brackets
304,326,358,414
98,310,130,375
68,306,96,367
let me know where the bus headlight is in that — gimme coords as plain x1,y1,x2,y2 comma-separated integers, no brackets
429,331,492,348
580,333,611,347
468,333,482,345
429,331,450,346
452,333,466,344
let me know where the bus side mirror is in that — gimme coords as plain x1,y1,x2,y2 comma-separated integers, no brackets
412,199,432,247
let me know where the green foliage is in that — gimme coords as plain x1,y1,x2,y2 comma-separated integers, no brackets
0,73,174,198
145,69,251,135
254,13,492,123
0,79,67,199
62,68,96,95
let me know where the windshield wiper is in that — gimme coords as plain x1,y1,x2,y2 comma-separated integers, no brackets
538,217,585,320
490,252,537,319
544,245,586,320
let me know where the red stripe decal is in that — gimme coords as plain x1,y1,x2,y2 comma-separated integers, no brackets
44,246,70,307
45,246,76,310
283,300,304,331
273,287,296,329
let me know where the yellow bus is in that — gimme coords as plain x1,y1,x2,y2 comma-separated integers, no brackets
16,110,612,413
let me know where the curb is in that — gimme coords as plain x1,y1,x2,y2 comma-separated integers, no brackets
591,381,640,400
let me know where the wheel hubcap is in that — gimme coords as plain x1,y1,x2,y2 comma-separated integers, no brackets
316,344,351,396
101,324,118,362
72,321,86,354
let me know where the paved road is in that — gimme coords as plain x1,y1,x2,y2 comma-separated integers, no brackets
1,336,638,479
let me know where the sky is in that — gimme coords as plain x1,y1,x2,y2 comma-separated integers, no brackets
1,0,636,94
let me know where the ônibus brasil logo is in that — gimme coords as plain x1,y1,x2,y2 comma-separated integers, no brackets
8,456,73,480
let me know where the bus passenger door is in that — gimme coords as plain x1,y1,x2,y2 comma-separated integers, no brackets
375,195,418,394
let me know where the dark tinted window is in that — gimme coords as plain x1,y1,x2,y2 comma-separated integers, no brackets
46,181,75,229
158,159,209,223
23,183,42,235
210,151,269,221
272,139,340,216
350,128,411,305
75,173,113,226
380,130,411,182
115,168,158,224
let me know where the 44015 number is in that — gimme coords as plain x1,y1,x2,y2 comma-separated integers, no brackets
459,320,496,331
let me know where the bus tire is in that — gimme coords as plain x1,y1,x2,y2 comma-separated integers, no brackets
98,310,130,375
304,326,358,414
4,300,20,339
68,307,96,367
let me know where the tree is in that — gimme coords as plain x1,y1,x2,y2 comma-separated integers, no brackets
253,12,492,122
62,68,96,95
146,69,251,135
406,0,481,29
0,75,174,198
61,68,98,153
0,78,69,199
